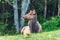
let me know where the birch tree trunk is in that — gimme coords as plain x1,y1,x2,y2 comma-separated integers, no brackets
44,0,47,20
20,0,30,31
58,0,60,16
13,0,19,33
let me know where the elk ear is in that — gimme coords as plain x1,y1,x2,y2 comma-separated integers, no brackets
30,10,33,13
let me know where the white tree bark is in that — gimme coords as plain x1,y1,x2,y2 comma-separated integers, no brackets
58,0,60,16
44,0,47,20
13,0,19,33
20,0,30,31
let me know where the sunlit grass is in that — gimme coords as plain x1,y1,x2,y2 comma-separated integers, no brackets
0,30,60,40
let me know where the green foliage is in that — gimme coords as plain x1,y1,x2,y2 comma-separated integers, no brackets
37,16,45,24
0,12,12,19
42,16,60,31
0,23,16,35
24,20,28,26
0,23,5,31
9,0,14,4
3,24,16,35
0,0,5,3
0,23,6,35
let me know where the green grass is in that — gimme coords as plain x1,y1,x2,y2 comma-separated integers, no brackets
0,30,60,40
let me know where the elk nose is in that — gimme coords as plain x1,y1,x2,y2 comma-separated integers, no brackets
21,16,25,20
22,16,25,18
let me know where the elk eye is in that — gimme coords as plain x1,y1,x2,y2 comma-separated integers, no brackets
33,14,35,15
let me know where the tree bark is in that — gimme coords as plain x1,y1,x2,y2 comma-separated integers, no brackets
20,0,30,31
58,0,60,16
44,0,47,20
52,0,56,16
13,0,19,33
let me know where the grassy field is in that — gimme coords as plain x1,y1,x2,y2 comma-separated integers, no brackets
0,30,60,40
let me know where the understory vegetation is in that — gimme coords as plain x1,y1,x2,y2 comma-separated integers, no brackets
0,16,60,35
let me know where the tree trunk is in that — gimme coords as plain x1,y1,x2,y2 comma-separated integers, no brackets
44,0,47,20
58,0,60,16
13,0,19,33
20,0,30,31
2,3,5,24
52,0,56,16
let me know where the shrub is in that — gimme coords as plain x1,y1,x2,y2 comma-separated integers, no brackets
42,16,60,32
0,23,16,35
37,16,45,24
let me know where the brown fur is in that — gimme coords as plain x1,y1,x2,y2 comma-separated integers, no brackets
22,9,42,33
21,26,31,38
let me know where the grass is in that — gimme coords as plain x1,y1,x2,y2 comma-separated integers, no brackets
0,30,60,40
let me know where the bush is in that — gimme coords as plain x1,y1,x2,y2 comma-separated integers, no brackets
0,23,16,35
42,16,60,32
37,16,45,24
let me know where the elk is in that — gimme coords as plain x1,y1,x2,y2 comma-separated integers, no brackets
22,9,42,33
